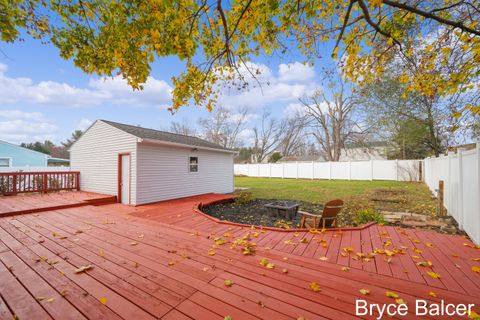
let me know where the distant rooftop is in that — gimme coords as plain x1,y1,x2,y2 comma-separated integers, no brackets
101,120,232,152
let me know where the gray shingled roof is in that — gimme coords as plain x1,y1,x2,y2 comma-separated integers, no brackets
101,120,232,152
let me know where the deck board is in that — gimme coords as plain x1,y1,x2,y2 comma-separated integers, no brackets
0,191,116,217
0,192,479,319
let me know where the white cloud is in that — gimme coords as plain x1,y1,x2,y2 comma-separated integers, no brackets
278,62,315,82
88,76,172,107
237,128,255,145
0,109,44,120
0,110,57,144
217,62,318,110
283,103,306,118
76,118,93,131
0,63,173,108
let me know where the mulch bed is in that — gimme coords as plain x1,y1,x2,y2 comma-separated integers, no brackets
202,198,325,228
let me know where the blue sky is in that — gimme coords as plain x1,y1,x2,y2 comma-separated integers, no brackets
0,35,336,145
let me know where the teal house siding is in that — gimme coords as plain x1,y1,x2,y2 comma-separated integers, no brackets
0,140,49,167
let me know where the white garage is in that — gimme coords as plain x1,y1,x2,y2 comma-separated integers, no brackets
70,120,235,205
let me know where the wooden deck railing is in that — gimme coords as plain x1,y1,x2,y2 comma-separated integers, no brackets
0,171,80,195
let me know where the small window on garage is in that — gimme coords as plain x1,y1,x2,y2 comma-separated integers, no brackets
189,156,198,172
0,158,11,167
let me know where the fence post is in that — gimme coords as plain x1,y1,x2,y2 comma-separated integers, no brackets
438,180,445,216
418,160,423,182
76,172,80,191
269,163,272,178
296,161,299,179
257,163,260,177
457,148,464,229
282,163,285,179
328,161,332,180
311,161,314,180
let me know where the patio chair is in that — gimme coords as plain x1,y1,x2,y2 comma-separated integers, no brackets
299,199,344,229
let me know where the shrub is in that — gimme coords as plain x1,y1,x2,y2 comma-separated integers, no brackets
353,208,385,225
235,191,253,205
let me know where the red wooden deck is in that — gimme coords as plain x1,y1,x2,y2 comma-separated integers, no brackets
0,193,479,319
0,191,117,217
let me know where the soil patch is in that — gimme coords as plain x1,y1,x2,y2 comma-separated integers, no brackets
202,199,325,228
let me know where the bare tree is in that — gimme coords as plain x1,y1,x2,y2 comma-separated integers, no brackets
300,79,362,161
198,106,248,149
278,113,308,157
170,119,197,136
252,112,283,163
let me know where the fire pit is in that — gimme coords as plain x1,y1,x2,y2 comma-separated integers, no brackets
264,201,300,220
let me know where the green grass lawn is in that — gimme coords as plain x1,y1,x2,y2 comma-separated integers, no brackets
234,176,436,215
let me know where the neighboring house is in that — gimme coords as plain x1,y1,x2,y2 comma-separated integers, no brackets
70,120,236,205
273,142,393,163
0,140,69,168
338,141,393,161
277,155,323,163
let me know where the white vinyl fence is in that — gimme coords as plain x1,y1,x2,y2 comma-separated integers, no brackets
0,166,72,173
424,144,480,245
234,159,422,181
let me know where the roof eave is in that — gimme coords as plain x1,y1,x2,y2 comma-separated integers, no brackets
138,138,238,154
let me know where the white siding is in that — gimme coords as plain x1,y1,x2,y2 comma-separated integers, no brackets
136,142,234,204
70,121,138,203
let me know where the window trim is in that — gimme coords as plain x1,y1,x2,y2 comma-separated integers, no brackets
188,156,199,173
0,157,12,167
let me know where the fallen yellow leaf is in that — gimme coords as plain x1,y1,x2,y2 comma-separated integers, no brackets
168,261,174,266
99,297,107,305
309,282,321,292
396,298,407,305
130,242,138,246
259,258,269,266
386,291,399,299
224,279,234,287
207,250,216,256
214,238,226,245
341,266,350,272
282,268,288,274
99,249,104,257
472,266,480,273
427,271,441,279
46,298,55,303
429,291,437,298
343,247,353,253
266,262,275,269
417,261,433,267
468,310,480,319
359,289,370,295
319,256,328,261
